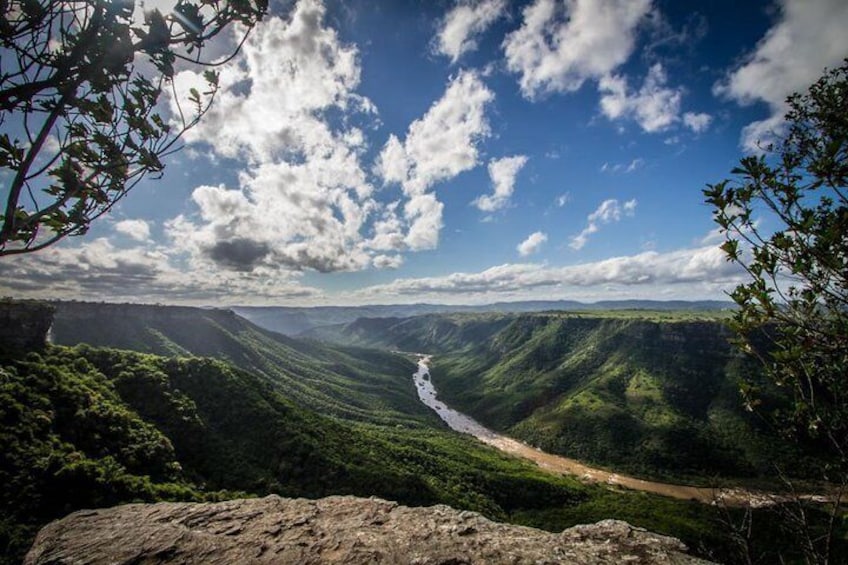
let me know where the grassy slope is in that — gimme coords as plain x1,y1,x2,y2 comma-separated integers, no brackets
1,344,753,565
50,303,431,427
325,311,803,481
5,304,840,563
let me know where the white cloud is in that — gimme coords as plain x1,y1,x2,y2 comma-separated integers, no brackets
570,198,637,250
598,64,684,133
367,201,405,252
436,0,505,63
372,254,404,269
472,155,528,212
682,111,712,133
168,156,376,273
164,1,396,274
503,0,653,99
599,158,644,174
517,231,548,256
404,193,444,251
114,219,151,241
0,238,321,304
353,245,742,301
376,135,409,186
173,0,373,165
714,0,848,151
380,70,494,197
377,70,494,250
556,192,571,207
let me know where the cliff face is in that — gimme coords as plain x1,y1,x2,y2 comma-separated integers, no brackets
324,312,784,478
0,300,53,351
25,495,713,565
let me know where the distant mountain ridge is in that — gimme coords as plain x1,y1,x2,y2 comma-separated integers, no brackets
234,299,734,335
11,301,733,562
308,311,809,481
49,301,428,426
0,300,821,564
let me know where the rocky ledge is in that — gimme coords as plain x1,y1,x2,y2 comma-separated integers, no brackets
25,495,713,564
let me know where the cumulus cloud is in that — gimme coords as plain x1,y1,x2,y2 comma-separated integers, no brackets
353,245,742,301
403,193,445,251
435,0,505,63
0,239,320,304
503,0,653,99
714,0,848,151
114,219,151,241
682,111,712,133
93,2,497,283
378,70,494,197
570,198,636,250
164,0,392,274
517,231,548,256
377,70,494,250
372,254,404,269
472,155,528,212
599,63,686,133
173,0,373,164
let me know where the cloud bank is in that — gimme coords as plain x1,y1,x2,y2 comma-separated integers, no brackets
503,0,653,99
353,244,742,302
715,0,848,151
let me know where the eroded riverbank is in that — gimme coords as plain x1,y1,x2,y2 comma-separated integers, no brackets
412,355,814,508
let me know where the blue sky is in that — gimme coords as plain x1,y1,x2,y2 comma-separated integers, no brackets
3,0,848,305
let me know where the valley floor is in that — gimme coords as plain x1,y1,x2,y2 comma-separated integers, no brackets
413,355,824,508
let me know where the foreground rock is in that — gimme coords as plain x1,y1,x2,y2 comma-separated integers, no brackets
26,495,713,564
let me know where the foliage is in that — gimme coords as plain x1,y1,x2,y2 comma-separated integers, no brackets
0,344,573,559
333,310,804,481
0,0,266,255
49,302,435,426
704,60,848,564
0,347,202,563
0,343,747,564
704,60,848,463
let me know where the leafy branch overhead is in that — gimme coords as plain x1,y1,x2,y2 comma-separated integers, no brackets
704,59,848,563
0,0,267,256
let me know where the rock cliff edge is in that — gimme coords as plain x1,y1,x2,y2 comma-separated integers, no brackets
25,495,713,564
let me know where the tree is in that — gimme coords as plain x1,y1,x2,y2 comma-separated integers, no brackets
0,0,267,256
704,60,848,563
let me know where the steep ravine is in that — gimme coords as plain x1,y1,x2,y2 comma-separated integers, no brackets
413,356,817,508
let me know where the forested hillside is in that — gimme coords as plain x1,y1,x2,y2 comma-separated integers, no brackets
2,344,627,562
50,302,428,426
233,300,732,335
2,306,748,564
1,302,840,563
318,311,810,480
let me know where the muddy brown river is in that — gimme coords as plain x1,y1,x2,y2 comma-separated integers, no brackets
412,355,822,508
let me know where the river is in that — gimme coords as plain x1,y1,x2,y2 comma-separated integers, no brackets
412,355,803,508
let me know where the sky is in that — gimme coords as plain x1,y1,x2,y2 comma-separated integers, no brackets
2,0,848,306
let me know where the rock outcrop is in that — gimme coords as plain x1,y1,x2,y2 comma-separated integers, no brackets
26,495,714,564
0,299,53,351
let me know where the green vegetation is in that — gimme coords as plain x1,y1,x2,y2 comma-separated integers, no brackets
705,60,848,564
1,302,844,563
328,311,813,482
50,302,433,427
0,343,738,564
237,300,732,335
